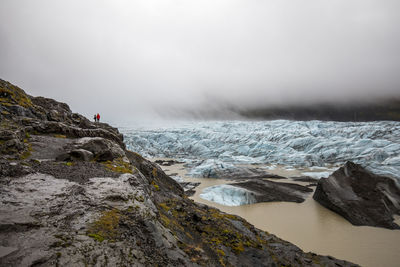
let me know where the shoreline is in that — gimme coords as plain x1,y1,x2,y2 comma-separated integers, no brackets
156,158,400,267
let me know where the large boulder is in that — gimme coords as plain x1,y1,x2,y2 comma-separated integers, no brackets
30,96,71,115
76,137,125,161
54,137,126,162
313,161,400,229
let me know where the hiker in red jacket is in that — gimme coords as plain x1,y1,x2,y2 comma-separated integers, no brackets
96,113,100,122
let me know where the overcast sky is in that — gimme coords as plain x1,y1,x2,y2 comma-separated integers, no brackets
1,0,399,123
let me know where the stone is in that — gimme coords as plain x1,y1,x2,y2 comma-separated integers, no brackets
313,161,400,229
69,149,94,161
76,137,125,161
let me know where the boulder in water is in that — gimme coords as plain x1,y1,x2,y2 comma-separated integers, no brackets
313,161,400,229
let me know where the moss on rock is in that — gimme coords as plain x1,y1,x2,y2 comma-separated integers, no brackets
87,208,121,242
0,80,33,108
102,158,133,174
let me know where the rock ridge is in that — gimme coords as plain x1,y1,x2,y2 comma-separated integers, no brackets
0,79,358,266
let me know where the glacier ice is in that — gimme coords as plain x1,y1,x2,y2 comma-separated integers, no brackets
122,120,400,179
187,159,281,179
188,159,237,178
170,175,184,183
187,159,263,178
301,171,331,179
199,184,257,206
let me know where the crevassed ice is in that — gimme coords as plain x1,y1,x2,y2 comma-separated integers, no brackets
122,120,400,179
200,184,257,206
188,159,241,178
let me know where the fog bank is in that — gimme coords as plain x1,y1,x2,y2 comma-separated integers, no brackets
1,0,399,123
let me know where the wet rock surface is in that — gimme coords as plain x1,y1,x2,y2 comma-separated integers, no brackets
313,161,400,229
180,182,201,197
0,79,358,266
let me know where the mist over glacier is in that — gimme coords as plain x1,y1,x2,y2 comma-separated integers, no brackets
122,120,400,180
1,1,400,122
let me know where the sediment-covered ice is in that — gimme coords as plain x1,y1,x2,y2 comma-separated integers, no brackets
199,184,257,206
122,120,400,179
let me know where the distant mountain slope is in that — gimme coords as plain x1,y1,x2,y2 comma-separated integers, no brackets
236,100,400,121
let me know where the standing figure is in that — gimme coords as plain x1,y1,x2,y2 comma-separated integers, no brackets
97,113,100,122
93,114,97,122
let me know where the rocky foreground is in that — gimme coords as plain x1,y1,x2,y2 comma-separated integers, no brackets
0,79,358,266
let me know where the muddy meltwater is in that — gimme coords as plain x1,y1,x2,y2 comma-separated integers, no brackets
159,160,400,267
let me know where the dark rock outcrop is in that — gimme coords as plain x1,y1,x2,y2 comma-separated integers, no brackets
291,176,319,183
0,79,358,266
313,161,400,229
234,179,313,203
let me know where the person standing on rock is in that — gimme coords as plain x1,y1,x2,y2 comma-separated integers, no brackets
93,114,97,122
97,113,100,122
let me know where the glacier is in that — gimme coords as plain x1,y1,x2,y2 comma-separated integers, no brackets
301,171,331,179
170,175,184,183
122,120,400,179
200,184,257,206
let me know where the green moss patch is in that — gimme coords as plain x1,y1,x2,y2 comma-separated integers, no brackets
87,233,105,242
87,208,120,242
127,150,144,163
0,82,33,108
151,180,160,191
19,143,32,160
53,134,67,138
152,167,158,177
102,158,133,174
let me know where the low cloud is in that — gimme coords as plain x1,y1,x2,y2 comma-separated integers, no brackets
1,0,399,122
